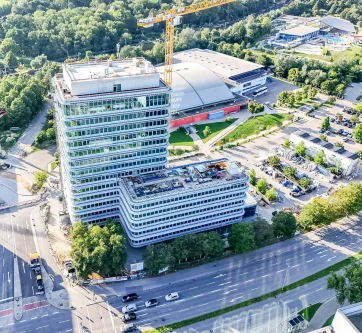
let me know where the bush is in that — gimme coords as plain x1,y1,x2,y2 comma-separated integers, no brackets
35,130,47,144
272,211,297,239
192,144,199,151
249,168,257,186
265,187,277,201
34,170,48,188
284,166,297,179
248,102,265,114
256,178,268,194
267,156,281,168
283,139,291,148
295,141,306,157
327,97,336,104
298,177,312,189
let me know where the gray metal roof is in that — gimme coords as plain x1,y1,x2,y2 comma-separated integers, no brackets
172,48,263,79
280,25,319,36
157,62,234,113
320,16,355,33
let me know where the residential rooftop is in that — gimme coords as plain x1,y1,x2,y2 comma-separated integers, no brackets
294,131,359,160
121,159,248,199
280,25,320,36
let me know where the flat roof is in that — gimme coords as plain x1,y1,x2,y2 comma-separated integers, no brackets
121,159,248,199
281,25,320,36
293,131,360,161
63,58,157,82
172,48,263,79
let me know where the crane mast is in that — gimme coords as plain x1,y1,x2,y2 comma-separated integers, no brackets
137,0,237,85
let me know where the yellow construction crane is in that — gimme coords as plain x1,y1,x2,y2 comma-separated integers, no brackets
137,0,237,85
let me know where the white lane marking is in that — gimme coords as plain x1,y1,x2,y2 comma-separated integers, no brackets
244,279,254,283
290,264,300,268
276,269,285,273
240,272,248,276
300,253,307,256
139,323,151,326
7,323,14,326
316,288,324,292
320,255,327,258
223,289,237,295
192,294,204,298
137,313,148,317
59,319,70,323
261,274,269,278
137,308,150,313
20,320,26,323
29,270,32,279
306,260,314,263
138,305,145,308
214,274,226,279
22,262,25,274
230,296,243,302
327,256,337,262
36,326,49,329
256,267,263,271
207,282,216,285
251,287,259,291
53,312,59,314
41,314,48,317
30,317,38,320
224,277,232,280
189,287,198,290
32,286,34,295
2,258,3,266
65,330,72,332
0,297,13,303
218,282,231,286
285,258,294,261
270,263,278,266
317,250,328,254
210,289,221,293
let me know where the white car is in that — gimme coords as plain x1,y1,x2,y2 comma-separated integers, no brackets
122,303,137,314
165,292,179,301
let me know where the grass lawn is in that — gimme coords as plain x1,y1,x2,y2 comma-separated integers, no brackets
323,315,335,327
194,118,237,143
298,303,322,322
291,46,362,62
169,128,194,146
224,114,286,143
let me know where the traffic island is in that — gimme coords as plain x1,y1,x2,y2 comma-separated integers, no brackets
13,257,23,320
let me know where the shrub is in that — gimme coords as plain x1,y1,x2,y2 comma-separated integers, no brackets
256,178,268,195
267,156,281,168
265,187,277,201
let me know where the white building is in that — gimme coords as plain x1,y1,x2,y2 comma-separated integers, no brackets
53,59,249,247
308,302,362,333
290,131,360,176
172,48,268,95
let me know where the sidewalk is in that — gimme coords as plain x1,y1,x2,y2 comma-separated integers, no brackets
301,297,340,332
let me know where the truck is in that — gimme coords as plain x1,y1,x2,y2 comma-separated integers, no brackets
34,267,44,293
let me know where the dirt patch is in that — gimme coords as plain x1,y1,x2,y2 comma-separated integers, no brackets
1,171,32,192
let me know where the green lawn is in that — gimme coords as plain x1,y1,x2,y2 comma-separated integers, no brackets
298,303,322,322
224,114,286,143
169,128,194,146
291,46,362,62
323,315,335,327
194,118,237,143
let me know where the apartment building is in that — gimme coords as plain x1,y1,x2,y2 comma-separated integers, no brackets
53,58,248,247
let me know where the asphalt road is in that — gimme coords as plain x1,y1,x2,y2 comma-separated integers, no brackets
2,214,362,332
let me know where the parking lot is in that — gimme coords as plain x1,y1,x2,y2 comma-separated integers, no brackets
245,78,299,104
344,82,362,103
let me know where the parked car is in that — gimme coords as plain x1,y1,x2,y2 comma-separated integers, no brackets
308,114,316,118
145,299,158,308
337,129,344,135
347,133,353,138
121,323,137,333
319,128,325,133
165,292,179,301
330,118,335,122
123,313,137,322
122,293,138,303
343,137,349,142
122,304,137,314
326,130,331,135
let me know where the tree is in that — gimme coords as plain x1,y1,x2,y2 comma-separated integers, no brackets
335,112,343,121
353,124,362,143
321,116,330,130
249,168,257,186
46,127,56,140
0,37,19,55
284,166,297,179
295,141,306,157
248,102,264,114
71,220,127,279
295,90,303,103
4,51,18,68
265,187,277,201
354,104,362,115
143,243,174,274
35,130,47,144
201,232,224,258
34,170,48,188
334,141,344,148
228,222,256,253
267,156,281,168
287,68,299,82
314,150,326,166
308,86,317,98
272,211,297,239
298,198,336,229
30,54,47,69
327,262,362,304
283,139,291,149
298,177,312,189
256,178,268,194
350,115,359,125
203,126,212,138
252,217,274,247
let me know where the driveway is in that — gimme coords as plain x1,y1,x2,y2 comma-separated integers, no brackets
344,83,362,103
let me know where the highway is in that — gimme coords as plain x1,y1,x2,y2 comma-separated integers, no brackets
1,213,362,333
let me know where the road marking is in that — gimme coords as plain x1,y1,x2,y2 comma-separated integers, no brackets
218,282,231,286
22,262,25,274
137,313,148,317
32,286,34,295
230,296,243,302
207,282,216,285
224,277,232,280
20,320,26,323
223,289,237,295
53,311,59,314
29,270,32,279
306,260,314,263
320,255,327,258
327,256,337,262
240,272,248,276
192,294,204,298
138,305,145,308
7,323,14,326
244,279,254,283
2,259,3,267
285,258,294,261
251,287,259,291
317,250,328,254
189,286,198,290
290,264,300,268
276,269,285,273
86,305,93,332
316,288,324,292
59,319,70,323
256,267,263,271
214,274,226,279
30,317,38,320
65,330,72,332
36,326,49,329
300,253,307,256
0,297,13,303
270,263,278,266
211,289,221,293
261,274,269,278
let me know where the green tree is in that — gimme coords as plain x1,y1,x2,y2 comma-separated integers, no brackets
288,68,299,82
354,104,362,114
314,150,326,166
353,124,362,143
46,127,55,140
201,231,224,258
0,37,19,55
34,170,48,188
295,141,306,157
256,178,268,194
272,211,297,239
143,243,174,274
249,168,257,186
35,130,47,144
252,217,274,247
267,156,281,168
350,115,359,125
265,187,277,201
228,222,256,253
298,199,336,229
284,165,297,179
283,139,291,149
327,262,362,304
30,54,47,69
203,126,212,138
4,51,18,68
308,86,317,98
298,177,312,189
295,90,303,103
321,116,330,130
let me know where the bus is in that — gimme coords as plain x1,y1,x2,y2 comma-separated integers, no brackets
252,86,268,97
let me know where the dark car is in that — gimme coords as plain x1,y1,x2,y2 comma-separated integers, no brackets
337,129,344,135
122,293,138,303
319,128,325,133
145,298,159,307
308,114,315,118
123,312,137,322
121,323,137,333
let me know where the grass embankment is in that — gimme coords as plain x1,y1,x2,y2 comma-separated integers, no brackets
323,315,335,327
223,114,285,143
144,252,362,333
292,46,362,62
169,127,194,147
298,303,322,321
195,118,237,143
